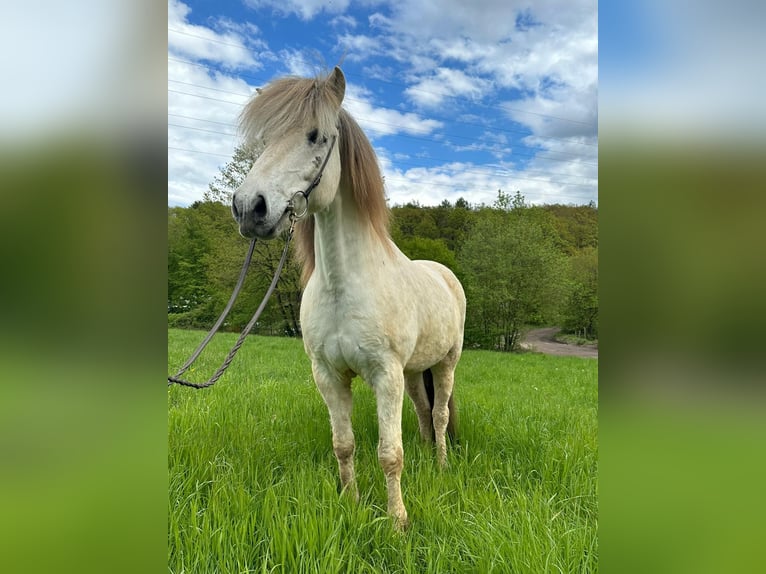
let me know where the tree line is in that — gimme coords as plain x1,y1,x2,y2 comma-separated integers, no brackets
168,147,597,351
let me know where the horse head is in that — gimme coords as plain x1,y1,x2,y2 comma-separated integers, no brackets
232,67,346,239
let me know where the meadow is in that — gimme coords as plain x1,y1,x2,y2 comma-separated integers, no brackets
168,328,597,573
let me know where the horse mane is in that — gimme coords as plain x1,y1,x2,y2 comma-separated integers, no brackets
238,71,390,286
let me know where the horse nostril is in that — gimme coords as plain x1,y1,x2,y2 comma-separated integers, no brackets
232,198,240,220
254,194,267,217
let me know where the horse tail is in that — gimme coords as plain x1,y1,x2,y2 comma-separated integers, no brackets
423,368,458,443
423,369,436,441
447,391,459,444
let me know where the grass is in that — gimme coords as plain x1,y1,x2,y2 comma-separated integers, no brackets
168,328,597,573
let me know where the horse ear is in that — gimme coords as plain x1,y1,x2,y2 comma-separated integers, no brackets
326,66,346,106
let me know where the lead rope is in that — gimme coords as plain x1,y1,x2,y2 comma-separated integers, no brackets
168,218,296,389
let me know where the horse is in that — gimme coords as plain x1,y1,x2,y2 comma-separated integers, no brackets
231,66,466,529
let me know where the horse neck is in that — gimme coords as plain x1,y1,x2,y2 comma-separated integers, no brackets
312,184,390,289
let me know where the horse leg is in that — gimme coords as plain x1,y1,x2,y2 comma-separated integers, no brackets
312,362,358,501
372,368,409,529
430,358,457,468
405,371,434,442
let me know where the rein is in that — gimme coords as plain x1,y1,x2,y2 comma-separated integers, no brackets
167,220,295,389
167,135,337,389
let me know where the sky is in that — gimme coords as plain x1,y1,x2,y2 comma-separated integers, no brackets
168,0,598,208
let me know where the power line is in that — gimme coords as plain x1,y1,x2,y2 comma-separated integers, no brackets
167,112,239,128
168,27,254,51
168,88,246,106
168,116,597,180
167,54,598,200
168,122,237,137
167,88,597,167
167,54,597,133
168,78,255,98
168,145,232,159
258,49,597,126
258,49,596,125
168,75,597,149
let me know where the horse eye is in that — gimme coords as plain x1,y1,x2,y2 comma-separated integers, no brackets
307,129,319,144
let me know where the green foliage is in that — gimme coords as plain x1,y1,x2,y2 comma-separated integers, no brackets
458,204,569,351
169,141,598,350
167,201,302,336
167,205,215,319
562,247,599,339
492,188,525,211
391,201,475,254
543,203,599,255
396,237,457,272
168,330,598,573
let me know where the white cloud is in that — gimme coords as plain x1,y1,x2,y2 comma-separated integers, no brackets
358,0,597,142
244,0,351,20
167,55,254,205
168,0,260,69
377,148,597,208
372,0,598,205
338,34,383,60
331,15,358,28
501,82,598,139
446,132,512,160
344,85,443,137
167,1,262,205
405,67,493,108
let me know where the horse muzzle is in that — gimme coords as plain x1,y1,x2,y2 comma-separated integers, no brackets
232,192,289,239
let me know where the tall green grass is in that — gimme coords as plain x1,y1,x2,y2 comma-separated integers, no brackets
168,329,597,573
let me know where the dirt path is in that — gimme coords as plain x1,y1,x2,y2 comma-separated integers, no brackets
520,327,598,359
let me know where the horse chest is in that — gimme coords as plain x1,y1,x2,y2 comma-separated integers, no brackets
301,287,404,376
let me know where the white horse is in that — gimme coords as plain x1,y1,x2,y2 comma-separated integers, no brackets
232,67,466,528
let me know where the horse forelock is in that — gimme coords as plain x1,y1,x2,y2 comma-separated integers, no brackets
238,74,340,145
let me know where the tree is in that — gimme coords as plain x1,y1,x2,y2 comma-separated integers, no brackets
492,189,525,211
561,246,598,339
458,208,568,351
493,189,512,210
168,206,210,316
203,143,258,204
454,197,470,210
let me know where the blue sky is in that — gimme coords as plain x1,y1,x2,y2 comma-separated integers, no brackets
168,0,598,207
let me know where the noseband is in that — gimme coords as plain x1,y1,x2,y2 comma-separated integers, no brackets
288,134,337,220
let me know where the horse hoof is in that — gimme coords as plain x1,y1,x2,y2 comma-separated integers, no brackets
392,512,409,531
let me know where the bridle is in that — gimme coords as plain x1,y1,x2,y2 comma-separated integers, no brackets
168,134,338,389
287,134,337,220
